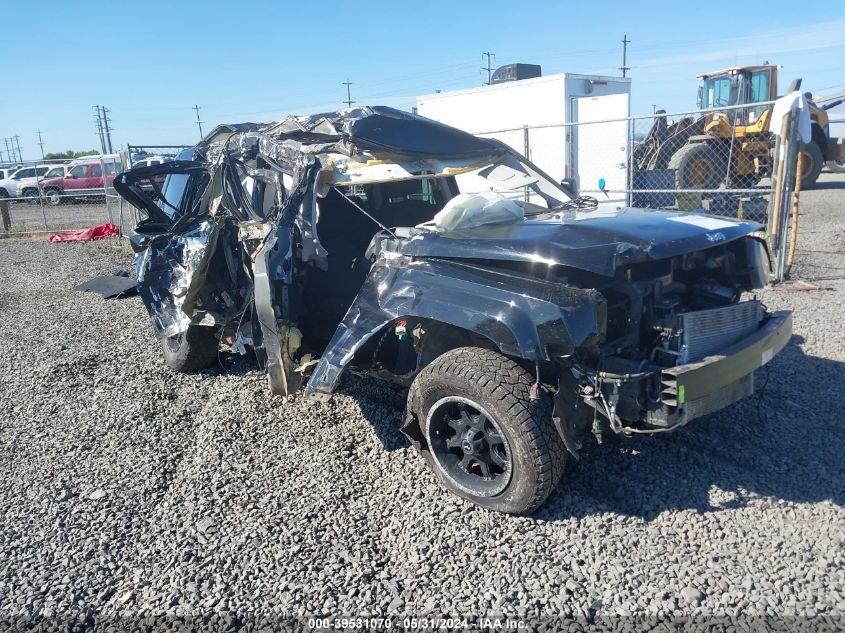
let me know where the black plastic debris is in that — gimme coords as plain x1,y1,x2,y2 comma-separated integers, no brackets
74,273,138,299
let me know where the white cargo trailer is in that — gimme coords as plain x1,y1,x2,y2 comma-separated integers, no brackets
416,73,632,202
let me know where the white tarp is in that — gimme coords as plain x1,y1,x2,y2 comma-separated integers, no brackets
769,91,812,143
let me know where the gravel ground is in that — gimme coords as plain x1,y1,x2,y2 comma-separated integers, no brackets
1,195,134,235
0,175,843,630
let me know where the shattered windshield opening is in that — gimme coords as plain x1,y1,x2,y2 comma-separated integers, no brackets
452,151,572,211
324,152,582,236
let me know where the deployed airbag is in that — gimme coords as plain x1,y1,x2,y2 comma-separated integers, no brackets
429,191,523,232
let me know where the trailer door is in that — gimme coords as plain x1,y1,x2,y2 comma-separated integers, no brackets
571,93,629,204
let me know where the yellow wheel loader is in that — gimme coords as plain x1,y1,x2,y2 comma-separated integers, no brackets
634,65,845,192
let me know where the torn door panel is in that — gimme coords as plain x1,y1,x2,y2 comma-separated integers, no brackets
303,253,606,400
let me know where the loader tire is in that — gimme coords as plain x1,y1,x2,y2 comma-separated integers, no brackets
799,141,823,190
406,347,566,515
669,142,724,190
160,325,218,372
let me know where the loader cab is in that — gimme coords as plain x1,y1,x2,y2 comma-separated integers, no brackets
697,65,777,127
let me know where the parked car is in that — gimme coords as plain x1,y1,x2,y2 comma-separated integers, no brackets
38,155,121,205
115,106,791,515
16,164,67,204
0,165,53,198
0,167,20,181
131,156,170,169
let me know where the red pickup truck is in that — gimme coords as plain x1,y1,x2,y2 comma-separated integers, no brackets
39,155,121,205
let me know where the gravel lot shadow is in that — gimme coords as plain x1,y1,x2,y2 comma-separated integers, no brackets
538,335,845,521
811,179,845,190
342,375,410,452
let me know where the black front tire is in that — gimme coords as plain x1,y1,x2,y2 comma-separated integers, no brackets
21,188,40,205
407,347,566,515
160,325,218,372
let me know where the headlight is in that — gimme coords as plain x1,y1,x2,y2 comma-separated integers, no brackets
745,236,771,289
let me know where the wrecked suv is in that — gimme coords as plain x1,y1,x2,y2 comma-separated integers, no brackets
115,106,791,515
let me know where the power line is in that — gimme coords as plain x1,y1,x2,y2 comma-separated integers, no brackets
620,34,630,77
481,51,496,85
342,80,355,108
193,104,204,139
37,130,45,160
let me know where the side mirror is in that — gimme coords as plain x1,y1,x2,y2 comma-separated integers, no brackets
560,177,577,198
66,173,76,179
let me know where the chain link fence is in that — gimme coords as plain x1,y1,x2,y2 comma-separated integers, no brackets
474,99,804,280
0,156,118,235
0,145,191,237
475,100,779,218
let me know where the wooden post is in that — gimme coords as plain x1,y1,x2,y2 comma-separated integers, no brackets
787,150,803,270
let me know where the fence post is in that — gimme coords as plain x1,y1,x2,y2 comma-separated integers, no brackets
772,109,800,281
523,125,530,202
627,118,634,207
0,197,10,234
100,156,114,227
35,161,48,231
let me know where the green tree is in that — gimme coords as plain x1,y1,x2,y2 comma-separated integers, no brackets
44,149,101,160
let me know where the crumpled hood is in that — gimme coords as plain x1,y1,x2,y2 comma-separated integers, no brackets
397,207,761,277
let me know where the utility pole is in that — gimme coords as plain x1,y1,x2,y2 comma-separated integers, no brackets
13,136,22,162
93,105,106,153
481,51,496,85
193,104,204,139
619,34,630,78
101,106,113,154
2,138,10,163
342,80,354,108
37,130,45,159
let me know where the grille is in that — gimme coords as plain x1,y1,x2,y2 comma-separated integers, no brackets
676,300,763,364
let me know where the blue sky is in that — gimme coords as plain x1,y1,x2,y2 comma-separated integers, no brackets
3,0,844,158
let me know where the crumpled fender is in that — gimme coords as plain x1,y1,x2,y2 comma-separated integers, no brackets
303,255,605,400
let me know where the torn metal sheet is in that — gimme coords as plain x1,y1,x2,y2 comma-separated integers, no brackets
133,219,220,338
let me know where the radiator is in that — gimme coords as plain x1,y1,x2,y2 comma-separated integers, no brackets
675,300,764,364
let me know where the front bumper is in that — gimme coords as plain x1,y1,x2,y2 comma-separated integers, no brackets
647,310,792,427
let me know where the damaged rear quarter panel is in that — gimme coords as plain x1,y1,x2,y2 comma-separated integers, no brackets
303,255,605,399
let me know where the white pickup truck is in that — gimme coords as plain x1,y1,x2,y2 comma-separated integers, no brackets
15,165,67,203
0,165,53,198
